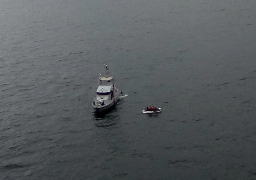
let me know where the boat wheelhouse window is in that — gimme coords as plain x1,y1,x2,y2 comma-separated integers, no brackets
97,92,110,95
99,80,109,85
100,81,112,85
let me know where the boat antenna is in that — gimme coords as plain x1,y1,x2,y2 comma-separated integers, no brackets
104,64,109,77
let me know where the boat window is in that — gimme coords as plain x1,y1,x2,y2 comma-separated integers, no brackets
99,79,113,85
99,81,109,85
97,92,110,95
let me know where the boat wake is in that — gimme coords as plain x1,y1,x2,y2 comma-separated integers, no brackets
119,94,128,99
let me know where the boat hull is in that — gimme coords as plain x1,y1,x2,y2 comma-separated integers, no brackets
93,100,116,113
92,89,121,113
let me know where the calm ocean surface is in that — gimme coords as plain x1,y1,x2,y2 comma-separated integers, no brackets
1,0,256,179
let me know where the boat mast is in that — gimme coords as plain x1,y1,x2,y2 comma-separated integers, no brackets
104,64,109,77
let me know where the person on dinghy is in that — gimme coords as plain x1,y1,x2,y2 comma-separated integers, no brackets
146,106,158,111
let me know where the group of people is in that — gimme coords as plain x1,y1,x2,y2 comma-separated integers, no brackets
146,106,159,111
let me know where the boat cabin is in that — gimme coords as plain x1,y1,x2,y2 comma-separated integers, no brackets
96,85,113,95
99,76,114,86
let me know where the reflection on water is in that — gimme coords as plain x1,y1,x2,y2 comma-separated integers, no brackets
145,112,162,118
93,107,120,128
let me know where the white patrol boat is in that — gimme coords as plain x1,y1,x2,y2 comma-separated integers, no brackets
92,64,122,113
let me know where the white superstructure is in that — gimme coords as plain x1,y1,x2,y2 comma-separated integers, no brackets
92,65,122,113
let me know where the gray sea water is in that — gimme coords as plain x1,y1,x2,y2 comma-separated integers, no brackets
1,0,256,179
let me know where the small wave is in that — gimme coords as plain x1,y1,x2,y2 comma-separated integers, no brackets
167,159,191,165
2,163,29,170
95,120,118,128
